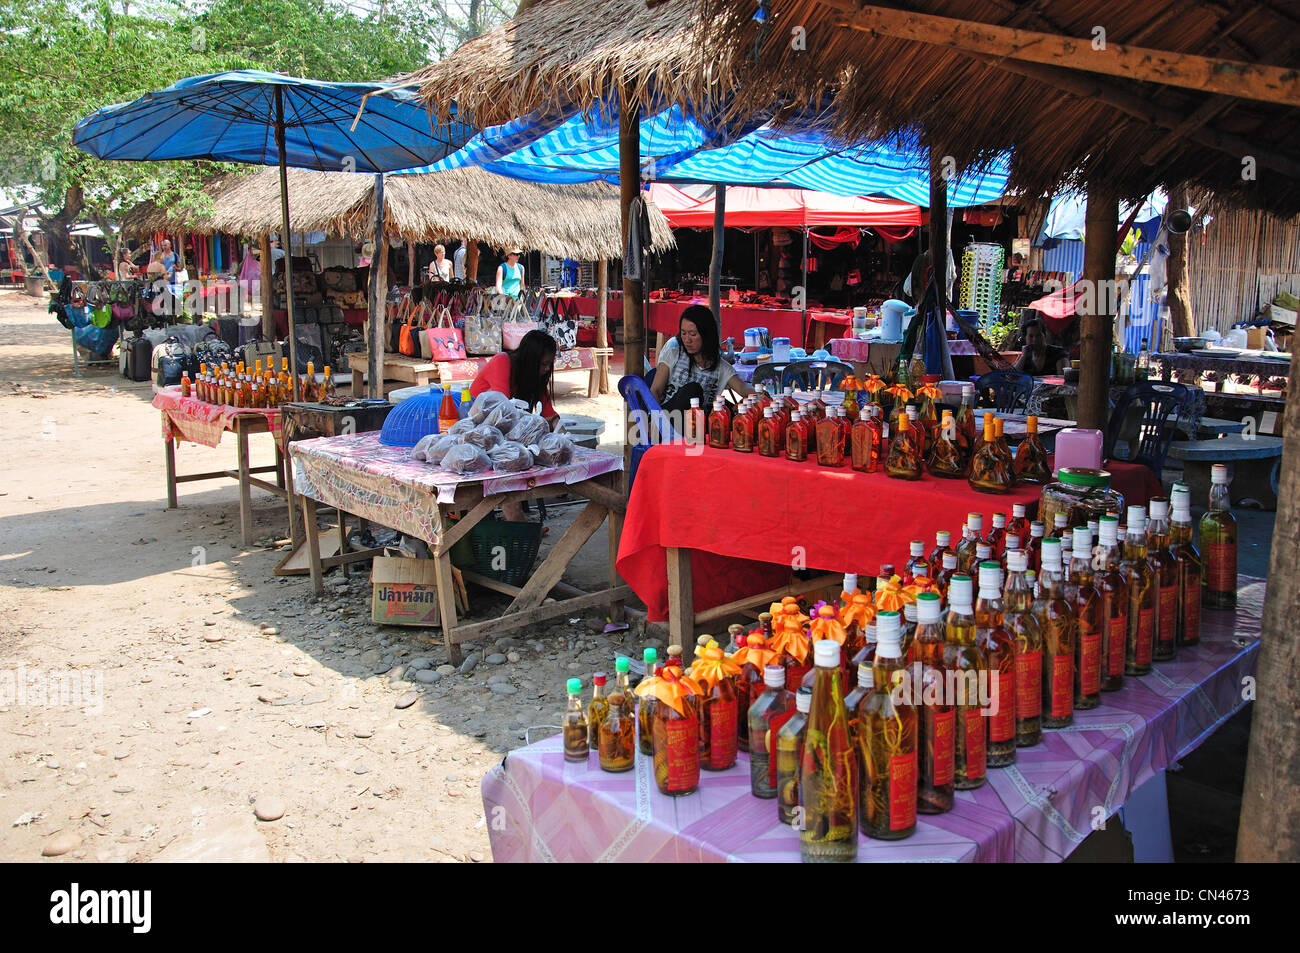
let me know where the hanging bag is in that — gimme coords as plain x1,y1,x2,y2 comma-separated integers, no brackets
425,306,467,361
502,296,537,350
418,301,436,360
539,295,578,350
398,299,420,356
464,294,507,355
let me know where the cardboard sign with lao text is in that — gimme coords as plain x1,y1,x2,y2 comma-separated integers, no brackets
371,556,440,627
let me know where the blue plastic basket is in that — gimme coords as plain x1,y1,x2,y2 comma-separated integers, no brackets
379,387,444,447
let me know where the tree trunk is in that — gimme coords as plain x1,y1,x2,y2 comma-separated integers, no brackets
465,241,480,284
1166,185,1195,338
15,217,54,291
1078,186,1118,431
260,234,276,340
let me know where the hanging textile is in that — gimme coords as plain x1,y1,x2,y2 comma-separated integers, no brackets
872,225,917,244
807,227,862,250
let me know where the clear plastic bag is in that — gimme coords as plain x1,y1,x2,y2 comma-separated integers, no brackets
412,432,463,465
488,440,534,473
463,424,504,450
468,390,509,424
447,417,477,436
483,401,523,432
531,432,577,467
441,443,492,474
506,413,550,446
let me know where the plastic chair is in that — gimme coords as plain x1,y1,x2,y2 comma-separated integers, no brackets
781,358,852,391
751,362,784,390
618,374,682,490
1104,380,1191,475
973,370,1034,413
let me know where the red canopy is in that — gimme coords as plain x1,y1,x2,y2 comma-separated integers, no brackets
647,183,922,229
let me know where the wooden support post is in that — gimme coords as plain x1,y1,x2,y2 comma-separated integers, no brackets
164,435,178,509
928,144,955,380
1238,345,1300,861
666,546,693,648
709,184,726,326
367,174,387,400
1077,186,1118,432
596,257,610,393
620,85,644,472
236,417,254,547
1166,185,1195,339
465,241,479,285
258,234,275,340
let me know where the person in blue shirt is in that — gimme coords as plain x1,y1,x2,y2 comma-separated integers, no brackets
160,239,177,281
495,248,525,297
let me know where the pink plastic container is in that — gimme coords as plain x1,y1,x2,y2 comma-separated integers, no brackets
1054,427,1103,471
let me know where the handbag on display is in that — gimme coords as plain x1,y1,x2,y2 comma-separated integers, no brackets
463,298,505,355
539,297,578,350
502,297,537,350
425,307,467,361
398,300,420,356
418,302,436,360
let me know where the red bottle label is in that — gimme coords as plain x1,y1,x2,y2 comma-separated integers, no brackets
1207,543,1236,594
708,697,738,769
1079,631,1101,695
931,708,955,786
1051,654,1073,718
989,670,1015,742
664,717,699,791
1183,587,1200,642
1015,650,1042,719
1158,585,1177,648
767,707,795,788
1107,616,1126,676
963,709,986,779
889,751,918,830
1137,608,1154,665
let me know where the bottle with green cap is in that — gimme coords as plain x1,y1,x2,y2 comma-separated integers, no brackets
563,677,589,763
614,656,635,713
637,648,660,756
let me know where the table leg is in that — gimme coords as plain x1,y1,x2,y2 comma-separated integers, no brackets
164,434,178,509
434,551,462,665
303,496,324,595
236,418,254,547
284,445,302,547
666,546,693,648
607,508,625,623
338,513,349,579
274,443,285,489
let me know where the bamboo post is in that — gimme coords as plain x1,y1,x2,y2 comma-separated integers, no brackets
1167,185,1195,339
709,184,726,327
259,234,275,340
367,172,387,399
1077,186,1118,431
620,87,644,473
596,256,610,393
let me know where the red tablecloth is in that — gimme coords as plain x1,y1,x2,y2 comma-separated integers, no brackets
152,385,283,448
647,300,851,346
617,443,1044,621
1097,459,1163,509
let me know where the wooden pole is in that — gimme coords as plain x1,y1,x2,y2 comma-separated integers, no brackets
1077,185,1118,431
709,184,726,326
408,238,416,287
1237,344,1300,861
1166,185,1195,339
259,233,275,340
619,86,644,474
367,173,387,399
596,256,610,393
800,227,809,348
465,241,480,284
274,86,300,403
928,145,955,380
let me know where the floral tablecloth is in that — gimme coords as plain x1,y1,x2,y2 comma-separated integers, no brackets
289,431,622,543
481,578,1264,863
152,385,283,448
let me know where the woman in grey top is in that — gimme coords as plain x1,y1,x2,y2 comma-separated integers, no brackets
650,304,752,412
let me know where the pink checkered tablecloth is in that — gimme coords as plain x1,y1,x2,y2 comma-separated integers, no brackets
152,385,283,448
481,578,1264,862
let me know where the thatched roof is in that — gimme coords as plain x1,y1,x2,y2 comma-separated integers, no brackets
120,166,674,259
405,0,1300,214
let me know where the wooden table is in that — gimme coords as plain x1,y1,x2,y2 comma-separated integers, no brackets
290,433,628,663
1152,350,1291,388
345,351,440,394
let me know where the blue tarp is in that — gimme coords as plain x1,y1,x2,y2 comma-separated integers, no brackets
1037,190,1167,245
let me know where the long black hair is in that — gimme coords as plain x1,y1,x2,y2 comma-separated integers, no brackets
677,304,721,371
509,329,557,412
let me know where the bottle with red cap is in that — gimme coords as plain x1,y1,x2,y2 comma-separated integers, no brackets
587,673,610,751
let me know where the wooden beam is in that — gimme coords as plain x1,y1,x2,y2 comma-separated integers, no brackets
449,586,634,644
666,546,694,647
709,184,726,325
828,1,1300,107
1077,186,1118,432
693,573,842,626
505,502,609,614
367,173,387,400
620,84,644,474
568,477,628,515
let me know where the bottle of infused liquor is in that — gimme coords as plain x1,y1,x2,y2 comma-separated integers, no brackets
650,666,703,797
884,412,923,479
968,413,1012,493
1170,483,1202,647
598,693,636,772
1201,464,1237,609
776,688,811,827
914,592,955,814
748,665,795,799
1146,498,1179,662
1068,528,1103,710
943,575,987,789
1006,503,1029,551
927,409,965,478
956,512,983,575
731,632,776,753
850,409,878,472
692,645,741,771
1025,520,1045,574
799,640,859,860
929,530,955,578
1036,544,1075,729
905,540,928,581
707,398,731,449
1002,551,1043,746
770,599,812,690
731,400,756,452
975,563,1017,767
1120,506,1156,676
563,677,589,762
954,384,978,463
757,407,784,457
1013,416,1052,484
1095,516,1129,692
934,552,960,598
636,648,659,755
587,673,610,750
785,411,809,461
856,611,918,840
815,408,846,467
986,512,1008,558
840,593,875,683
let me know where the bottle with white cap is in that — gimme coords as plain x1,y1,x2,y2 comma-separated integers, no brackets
1119,505,1156,676
798,639,858,860
902,600,918,652
1065,526,1091,602
906,539,928,580
929,530,955,578
935,551,961,598
757,405,783,458
957,512,983,575
706,397,730,449
942,574,987,789
686,396,705,445
747,665,795,798
1146,498,1179,661
987,512,1008,557
1036,544,1076,728
1169,482,1202,646
1026,519,1046,574
974,562,1017,767
914,592,955,814
856,611,918,839
785,409,809,462
1007,502,1029,551
975,542,993,571
1200,464,1237,609
775,688,811,829
1003,549,1044,747
1095,516,1128,692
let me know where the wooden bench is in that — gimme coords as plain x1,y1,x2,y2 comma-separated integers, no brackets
345,352,441,395
1174,415,1248,438
1167,435,1284,509
436,347,613,397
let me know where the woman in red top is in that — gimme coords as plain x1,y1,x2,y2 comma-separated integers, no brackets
469,329,559,426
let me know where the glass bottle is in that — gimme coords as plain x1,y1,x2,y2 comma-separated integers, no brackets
956,512,983,575
1120,506,1157,676
929,530,955,578
968,413,1012,493
840,593,874,682
816,409,845,467
563,677,589,763
927,409,965,478
1200,465,1237,609
905,539,928,581
598,693,635,772
731,400,756,452
278,357,292,402
1002,552,1043,747
724,623,744,655
914,592,954,814
1006,503,1029,552
1170,483,1202,647
651,667,701,797
693,645,740,771
975,562,1016,767
1068,528,1103,710
1147,498,1180,662
934,552,960,597
856,611,918,839
943,575,987,789
1095,516,1129,692
993,417,1015,471
776,688,811,827
321,365,337,399
587,672,609,750
748,665,795,799
798,640,858,860
1014,415,1052,484
954,384,977,464
1035,545,1075,729
850,409,878,472
757,407,784,457
986,512,1008,558
1023,520,1044,575
636,648,659,755
784,411,808,461
884,411,922,479
180,371,192,398
702,398,727,449
300,360,316,402
614,656,636,716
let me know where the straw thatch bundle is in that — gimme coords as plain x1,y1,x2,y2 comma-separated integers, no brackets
120,166,674,259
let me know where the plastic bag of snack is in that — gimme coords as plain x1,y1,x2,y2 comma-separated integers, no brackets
468,390,508,424
530,432,577,467
463,423,503,450
412,432,463,465
441,443,492,474
447,417,477,436
488,441,534,473
506,413,550,446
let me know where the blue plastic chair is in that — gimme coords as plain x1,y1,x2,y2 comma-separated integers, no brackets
618,374,682,490
1104,380,1191,475
781,358,852,391
973,370,1034,412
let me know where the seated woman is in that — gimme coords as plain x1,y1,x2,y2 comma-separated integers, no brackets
1015,317,1069,376
650,304,753,414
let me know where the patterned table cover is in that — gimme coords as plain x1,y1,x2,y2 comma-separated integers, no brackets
152,385,284,448
481,578,1264,863
289,431,622,543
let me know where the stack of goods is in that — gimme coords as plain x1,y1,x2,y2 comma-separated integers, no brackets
560,474,1241,861
409,390,575,476
320,267,368,311
187,356,335,408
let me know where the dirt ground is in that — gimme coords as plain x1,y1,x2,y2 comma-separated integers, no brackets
0,289,645,863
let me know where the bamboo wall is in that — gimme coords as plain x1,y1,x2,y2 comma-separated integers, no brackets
1188,208,1300,333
